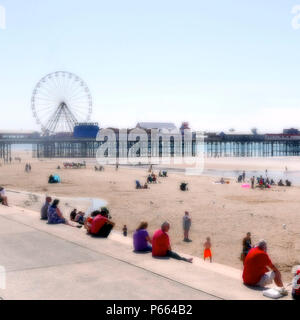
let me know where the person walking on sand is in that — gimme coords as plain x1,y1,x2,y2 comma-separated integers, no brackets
183,211,192,242
204,237,212,263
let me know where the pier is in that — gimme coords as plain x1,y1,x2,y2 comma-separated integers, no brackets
1,132,300,159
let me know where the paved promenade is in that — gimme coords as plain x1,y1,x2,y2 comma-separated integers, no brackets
0,205,290,300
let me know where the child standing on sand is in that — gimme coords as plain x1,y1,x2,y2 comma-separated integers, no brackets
204,237,212,263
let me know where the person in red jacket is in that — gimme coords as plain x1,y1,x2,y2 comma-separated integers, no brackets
152,222,193,263
292,267,300,300
242,240,285,291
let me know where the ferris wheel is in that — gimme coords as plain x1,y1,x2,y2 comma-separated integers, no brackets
31,71,93,135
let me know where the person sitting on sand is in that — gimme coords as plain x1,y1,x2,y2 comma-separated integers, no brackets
152,222,193,263
0,187,8,206
183,211,192,242
242,240,286,294
286,180,292,187
180,183,188,191
151,173,157,183
136,180,143,189
241,232,252,263
270,179,275,185
89,207,115,238
159,171,163,177
133,221,152,252
203,237,212,263
278,179,285,187
143,182,149,189
41,196,52,220
147,175,153,184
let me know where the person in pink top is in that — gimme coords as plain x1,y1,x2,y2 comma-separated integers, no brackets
152,222,193,263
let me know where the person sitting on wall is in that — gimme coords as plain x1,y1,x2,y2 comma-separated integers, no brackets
41,196,52,220
133,221,152,252
70,209,77,221
152,222,193,263
75,211,86,225
0,187,9,206
89,207,115,238
242,240,287,295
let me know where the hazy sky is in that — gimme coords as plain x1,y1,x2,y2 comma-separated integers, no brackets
1,0,300,133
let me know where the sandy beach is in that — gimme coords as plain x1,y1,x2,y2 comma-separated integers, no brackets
1,152,300,282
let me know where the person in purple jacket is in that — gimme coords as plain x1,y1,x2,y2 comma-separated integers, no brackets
133,221,152,252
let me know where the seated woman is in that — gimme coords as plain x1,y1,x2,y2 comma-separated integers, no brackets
48,199,67,224
133,222,152,252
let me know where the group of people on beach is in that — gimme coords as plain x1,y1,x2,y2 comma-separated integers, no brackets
136,171,168,189
236,170,292,189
